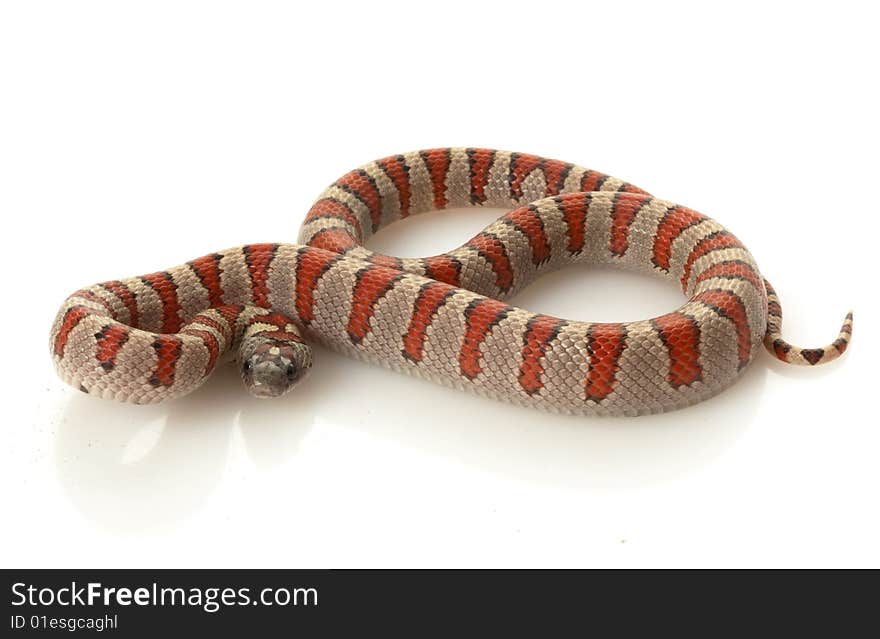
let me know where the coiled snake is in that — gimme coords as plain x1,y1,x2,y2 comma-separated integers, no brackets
50,149,852,416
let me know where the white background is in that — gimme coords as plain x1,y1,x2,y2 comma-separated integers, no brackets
1,1,877,568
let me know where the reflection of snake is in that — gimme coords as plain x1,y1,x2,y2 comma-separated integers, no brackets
50,149,852,415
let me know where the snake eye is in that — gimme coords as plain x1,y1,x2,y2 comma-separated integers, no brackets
285,364,297,380
243,360,252,372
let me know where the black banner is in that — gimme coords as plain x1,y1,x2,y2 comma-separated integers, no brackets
2,569,871,635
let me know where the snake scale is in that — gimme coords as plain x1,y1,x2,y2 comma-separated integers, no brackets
50,148,852,416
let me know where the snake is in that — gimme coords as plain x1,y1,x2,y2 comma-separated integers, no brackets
49,148,852,416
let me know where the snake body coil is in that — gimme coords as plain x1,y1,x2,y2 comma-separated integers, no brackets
50,149,852,415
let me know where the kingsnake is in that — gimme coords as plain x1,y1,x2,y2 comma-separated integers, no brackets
50,148,852,416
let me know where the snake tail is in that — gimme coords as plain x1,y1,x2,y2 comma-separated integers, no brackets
762,279,853,366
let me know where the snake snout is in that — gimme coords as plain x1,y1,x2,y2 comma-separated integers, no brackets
241,342,310,399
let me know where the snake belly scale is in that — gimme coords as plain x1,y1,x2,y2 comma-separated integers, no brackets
49,148,852,415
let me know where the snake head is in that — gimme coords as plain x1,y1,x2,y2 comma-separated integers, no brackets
240,338,312,399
